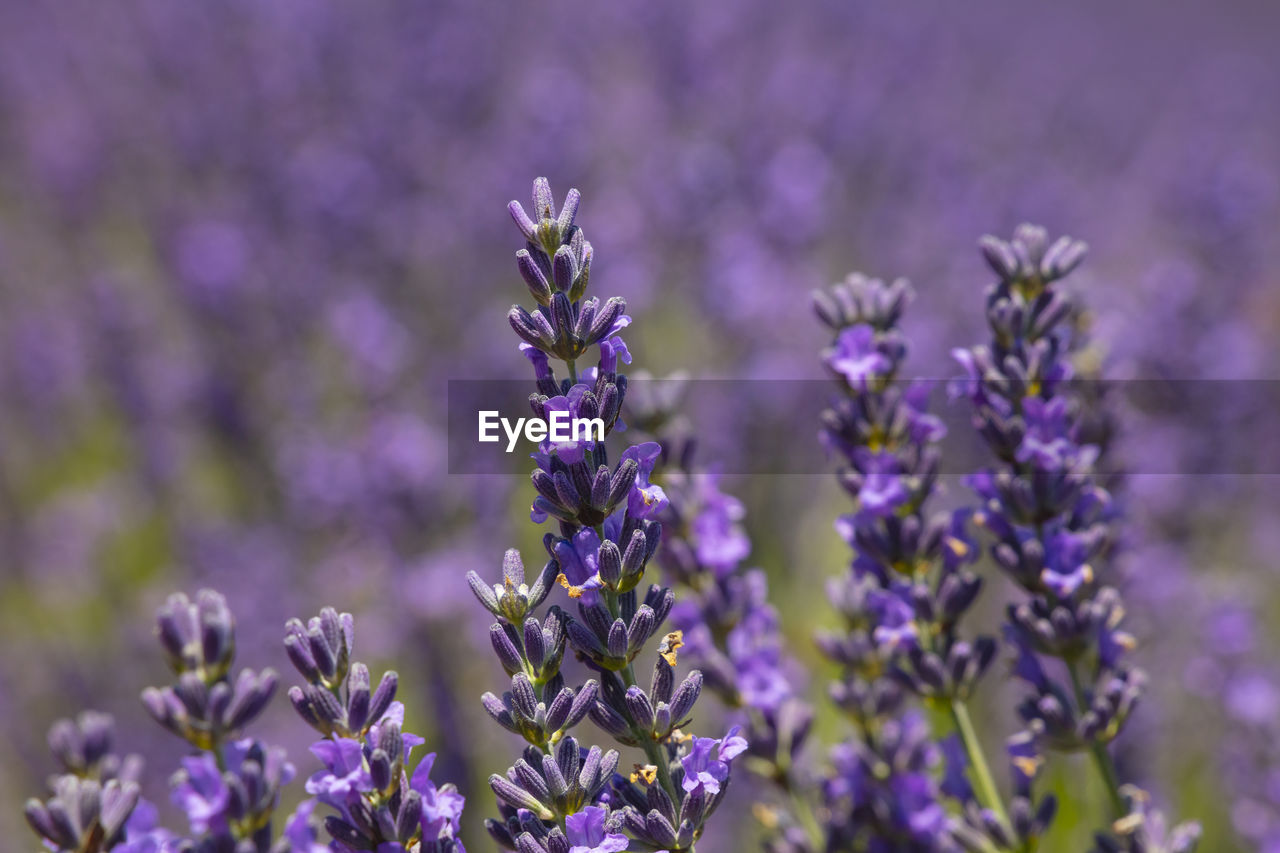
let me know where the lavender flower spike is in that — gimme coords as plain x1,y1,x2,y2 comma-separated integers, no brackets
480,178,735,853
283,606,466,852
812,272,1008,850
627,373,817,848
954,225,1199,845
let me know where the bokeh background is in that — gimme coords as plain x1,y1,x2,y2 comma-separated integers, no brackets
2,0,1278,849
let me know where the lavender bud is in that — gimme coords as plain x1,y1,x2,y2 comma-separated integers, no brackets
368,671,398,724
552,246,577,294
517,249,553,305
523,618,547,671
625,686,656,730
345,663,371,732
606,620,629,660
508,200,538,242
668,671,702,724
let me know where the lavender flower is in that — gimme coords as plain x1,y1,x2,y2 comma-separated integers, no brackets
953,226,1198,847
170,738,294,840
813,273,1000,851
823,711,949,851
142,591,278,753
140,590,293,852
470,178,736,853
25,713,167,853
25,590,294,852
626,373,816,846
283,606,466,852
565,806,628,853
25,776,144,853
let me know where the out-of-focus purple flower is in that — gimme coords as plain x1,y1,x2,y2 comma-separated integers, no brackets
825,325,891,388
171,738,295,841
853,449,909,518
1041,531,1095,599
171,752,230,835
868,587,919,652
282,799,330,853
689,474,750,575
1017,397,1078,470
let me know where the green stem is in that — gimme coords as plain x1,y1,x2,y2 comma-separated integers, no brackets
780,773,823,849
949,698,1011,829
211,734,228,773
1067,662,1126,818
566,358,578,385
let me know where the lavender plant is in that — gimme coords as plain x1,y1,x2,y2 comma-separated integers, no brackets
282,605,466,851
626,376,818,848
26,590,294,852
950,226,1201,852
24,712,159,853
812,274,1012,852
14,163,1258,853
145,591,291,852
5,8,1280,849
468,178,745,853
807,228,1209,852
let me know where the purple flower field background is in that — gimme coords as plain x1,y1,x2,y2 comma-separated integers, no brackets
2,1,1278,850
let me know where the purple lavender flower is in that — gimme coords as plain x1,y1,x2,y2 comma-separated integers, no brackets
25,777,143,853
823,712,952,850
565,806,629,853
170,752,230,835
625,375,815,848
171,739,294,839
680,726,748,796
285,606,465,851
620,441,669,520
478,178,735,853
305,737,370,808
825,324,892,389
813,272,1003,851
554,527,608,604
24,713,167,853
955,225,1198,845
687,474,750,575
281,800,330,853
413,754,468,843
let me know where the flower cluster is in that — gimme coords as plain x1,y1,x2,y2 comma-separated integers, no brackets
952,226,1200,849
146,591,293,852
626,375,816,847
812,273,1004,850
25,590,300,852
24,713,166,853
283,606,466,852
20,179,1222,853
470,179,743,853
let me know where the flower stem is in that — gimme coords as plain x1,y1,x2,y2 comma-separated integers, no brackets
779,770,823,849
949,698,1011,829
1067,662,1126,818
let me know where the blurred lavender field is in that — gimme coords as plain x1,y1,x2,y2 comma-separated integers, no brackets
2,0,1278,849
